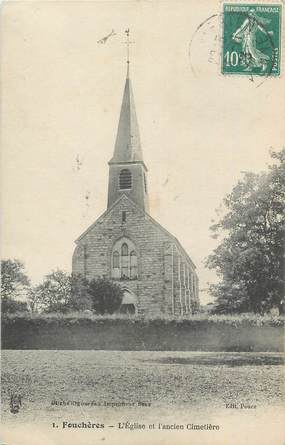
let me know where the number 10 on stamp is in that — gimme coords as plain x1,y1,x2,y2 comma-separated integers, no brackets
222,3,282,76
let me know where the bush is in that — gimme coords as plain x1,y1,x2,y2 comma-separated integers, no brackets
2,298,28,314
2,311,284,327
69,274,92,311
88,278,123,314
2,313,284,351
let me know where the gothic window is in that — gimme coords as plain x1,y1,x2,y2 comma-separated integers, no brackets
112,251,120,279
182,263,186,286
121,243,128,256
193,278,196,298
121,243,129,278
111,238,137,280
187,269,190,290
130,251,137,279
191,274,194,293
119,169,132,190
113,251,119,268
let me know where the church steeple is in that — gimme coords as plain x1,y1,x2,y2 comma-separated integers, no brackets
109,67,145,166
107,32,149,212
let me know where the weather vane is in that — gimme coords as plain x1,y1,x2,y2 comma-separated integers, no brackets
123,28,135,65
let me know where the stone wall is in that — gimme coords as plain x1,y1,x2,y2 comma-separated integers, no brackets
73,195,198,316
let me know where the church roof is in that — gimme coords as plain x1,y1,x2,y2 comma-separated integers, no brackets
109,67,146,167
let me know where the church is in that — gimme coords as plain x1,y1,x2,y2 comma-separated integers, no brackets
72,59,199,317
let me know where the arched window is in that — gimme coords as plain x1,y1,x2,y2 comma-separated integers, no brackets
121,243,129,278
130,251,137,279
119,169,132,190
111,237,137,280
112,251,120,279
121,243,128,256
113,251,119,268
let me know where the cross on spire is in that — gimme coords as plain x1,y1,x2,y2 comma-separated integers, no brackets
123,28,135,66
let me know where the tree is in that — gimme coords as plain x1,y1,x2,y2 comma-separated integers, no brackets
1,259,30,313
69,274,92,311
27,287,45,313
206,149,285,314
32,270,72,313
2,298,29,314
1,259,30,300
28,271,92,313
88,278,123,314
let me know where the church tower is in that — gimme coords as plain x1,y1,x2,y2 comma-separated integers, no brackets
73,30,199,317
107,64,149,212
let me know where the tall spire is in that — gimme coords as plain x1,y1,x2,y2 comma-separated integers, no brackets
109,29,145,167
109,72,144,165
107,30,149,212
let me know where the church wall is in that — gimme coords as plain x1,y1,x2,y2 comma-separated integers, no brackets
73,196,198,316
163,244,199,316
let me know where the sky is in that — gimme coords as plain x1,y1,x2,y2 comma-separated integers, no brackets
1,1,284,304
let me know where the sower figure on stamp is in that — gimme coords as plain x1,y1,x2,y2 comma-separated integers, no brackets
232,9,273,72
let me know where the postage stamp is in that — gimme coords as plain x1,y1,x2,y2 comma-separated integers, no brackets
222,3,282,76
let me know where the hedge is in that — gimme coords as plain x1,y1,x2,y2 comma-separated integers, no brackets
2,313,284,351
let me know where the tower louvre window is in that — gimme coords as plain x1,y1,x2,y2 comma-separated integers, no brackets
119,169,132,190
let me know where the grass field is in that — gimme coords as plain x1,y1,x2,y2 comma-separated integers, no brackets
2,350,284,424
2,350,285,445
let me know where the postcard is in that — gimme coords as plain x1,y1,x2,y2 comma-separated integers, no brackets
1,1,284,444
